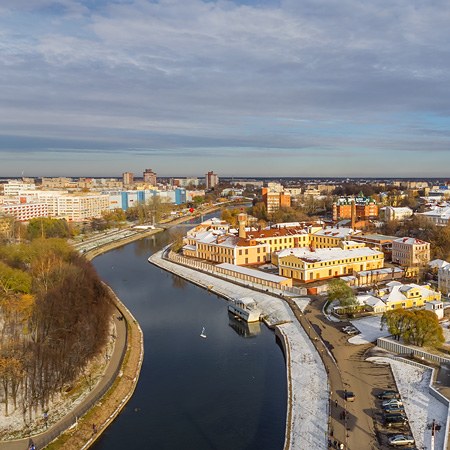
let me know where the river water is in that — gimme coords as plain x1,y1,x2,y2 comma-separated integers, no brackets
91,221,287,450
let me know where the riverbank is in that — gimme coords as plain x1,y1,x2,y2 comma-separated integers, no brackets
0,234,147,450
149,249,328,450
74,227,164,260
46,287,144,450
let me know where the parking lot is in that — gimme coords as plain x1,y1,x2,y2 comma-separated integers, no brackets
372,391,415,448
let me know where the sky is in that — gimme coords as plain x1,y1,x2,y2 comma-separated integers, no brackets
1,0,450,178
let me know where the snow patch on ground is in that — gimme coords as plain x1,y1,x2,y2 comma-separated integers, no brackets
292,297,310,312
349,315,391,345
279,321,328,449
367,356,448,450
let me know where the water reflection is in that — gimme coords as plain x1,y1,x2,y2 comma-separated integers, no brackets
171,273,188,289
228,313,261,337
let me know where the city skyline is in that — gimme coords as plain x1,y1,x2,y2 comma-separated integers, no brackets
1,0,450,177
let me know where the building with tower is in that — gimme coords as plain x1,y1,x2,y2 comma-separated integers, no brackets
332,194,378,227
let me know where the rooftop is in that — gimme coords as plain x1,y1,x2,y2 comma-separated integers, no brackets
278,246,383,263
313,226,361,239
393,237,429,245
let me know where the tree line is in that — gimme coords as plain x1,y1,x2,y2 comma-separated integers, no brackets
0,239,113,422
381,215,450,261
381,309,444,348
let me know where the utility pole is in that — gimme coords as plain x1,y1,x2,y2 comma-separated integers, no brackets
427,418,441,450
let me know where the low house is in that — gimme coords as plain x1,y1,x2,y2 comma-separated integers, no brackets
356,294,387,313
379,282,441,310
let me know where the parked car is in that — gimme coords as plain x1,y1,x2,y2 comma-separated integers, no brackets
382,399,403,408
377,390,400,400
346,328,360,335
342,325,359,335
383,405,405,414
384,414,408,428
388,434,415,446
344,391,356,402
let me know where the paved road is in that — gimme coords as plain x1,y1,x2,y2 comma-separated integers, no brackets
301,297,411,450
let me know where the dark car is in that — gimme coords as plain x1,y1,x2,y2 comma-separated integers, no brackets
344,391,355,402
383,405,405,414
377,390,400,400
384,413,408,427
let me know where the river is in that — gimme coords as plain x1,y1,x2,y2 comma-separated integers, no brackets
91,220,287,450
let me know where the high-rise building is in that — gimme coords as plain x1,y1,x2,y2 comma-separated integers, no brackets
205,171,219,190
143,169,157,186
123,172,134,186
262,182,291,214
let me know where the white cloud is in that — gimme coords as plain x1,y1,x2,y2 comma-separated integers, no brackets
0,0,450,175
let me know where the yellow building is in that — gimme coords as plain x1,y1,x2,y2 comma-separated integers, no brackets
310,226,361,248
277,241,384,283
380,281,441,310
182,216,367,270
183,215,316,265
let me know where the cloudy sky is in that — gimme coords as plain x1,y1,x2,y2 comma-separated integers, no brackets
1,0,450,178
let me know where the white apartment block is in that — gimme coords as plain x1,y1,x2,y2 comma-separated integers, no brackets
173,177,200,187
266,182,284,193
392,237,430,267
2,190,109,222
385,206,413,222
52,194,110,221
0,202,48,222
3,181,36,197
419,206,450,226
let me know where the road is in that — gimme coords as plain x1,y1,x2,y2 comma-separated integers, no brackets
285,295,413,450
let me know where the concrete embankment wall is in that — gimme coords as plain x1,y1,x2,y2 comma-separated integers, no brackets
275,327,294,450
